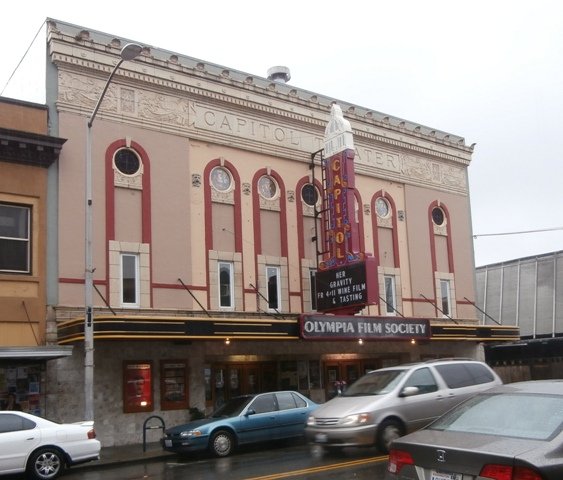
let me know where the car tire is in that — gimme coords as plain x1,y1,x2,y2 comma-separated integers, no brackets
376,419,404,454
210,430,235,457
26,447,65,480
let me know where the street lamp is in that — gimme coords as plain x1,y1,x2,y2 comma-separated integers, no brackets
84,42,143,421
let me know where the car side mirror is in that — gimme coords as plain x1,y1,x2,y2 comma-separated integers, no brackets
245,408,256,416
400,386,420,397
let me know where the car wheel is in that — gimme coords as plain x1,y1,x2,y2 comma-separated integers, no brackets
210,430,235,457
376,419,404,454
26,447,65,480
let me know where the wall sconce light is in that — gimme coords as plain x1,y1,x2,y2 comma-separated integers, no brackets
410,339,416,345
358,338,363,345
225,338,231,345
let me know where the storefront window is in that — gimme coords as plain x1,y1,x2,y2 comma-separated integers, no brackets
123,361,153,413
204,367,212,403
0,365,42,414
279,361,298,390
309,360,321,389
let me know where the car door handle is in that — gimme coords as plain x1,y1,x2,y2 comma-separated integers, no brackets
26,437,36,441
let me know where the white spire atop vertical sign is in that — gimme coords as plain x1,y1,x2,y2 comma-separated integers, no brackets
324,104,354,157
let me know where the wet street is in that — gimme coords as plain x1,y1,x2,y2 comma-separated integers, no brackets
66,442,389,480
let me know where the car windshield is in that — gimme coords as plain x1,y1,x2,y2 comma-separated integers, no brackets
211,396,253,418
429,392,563,440
343,370,407,396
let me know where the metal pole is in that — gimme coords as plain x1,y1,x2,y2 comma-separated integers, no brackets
83,44,142,422
84,118,94,421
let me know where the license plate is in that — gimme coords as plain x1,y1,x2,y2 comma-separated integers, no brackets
431,471,462,480
164,439,172,447
315,433,328,443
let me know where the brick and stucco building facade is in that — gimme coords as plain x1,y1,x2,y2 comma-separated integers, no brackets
39,19,518,446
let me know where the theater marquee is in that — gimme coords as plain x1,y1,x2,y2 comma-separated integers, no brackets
300,314,431,341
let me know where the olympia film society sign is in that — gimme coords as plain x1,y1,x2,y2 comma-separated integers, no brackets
300,314,431,341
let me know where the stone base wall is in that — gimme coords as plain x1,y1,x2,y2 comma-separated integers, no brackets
45,339,478,447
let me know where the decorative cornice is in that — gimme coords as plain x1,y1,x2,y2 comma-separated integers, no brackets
47,19,474,157
0,127,66,167
48,21,474,197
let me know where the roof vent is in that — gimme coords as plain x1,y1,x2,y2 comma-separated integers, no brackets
267,66,291,83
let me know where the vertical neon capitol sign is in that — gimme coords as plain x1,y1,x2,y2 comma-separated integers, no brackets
321,104,362,268
315,104,377,314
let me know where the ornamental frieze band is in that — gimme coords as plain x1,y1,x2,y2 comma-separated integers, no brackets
58,70,467,194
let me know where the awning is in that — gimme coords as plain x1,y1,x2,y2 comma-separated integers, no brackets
0,346,74,361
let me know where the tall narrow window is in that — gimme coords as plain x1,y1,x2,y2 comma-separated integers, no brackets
121,253,139,306
310,269,317,310
384,275,397,315
440,279,451,317
0,204,30,273
218,261,234,308
267,266,281,311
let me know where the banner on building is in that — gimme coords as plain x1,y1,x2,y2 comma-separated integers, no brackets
300,314,431,341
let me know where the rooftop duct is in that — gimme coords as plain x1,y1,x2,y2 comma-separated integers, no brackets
267,66,291,83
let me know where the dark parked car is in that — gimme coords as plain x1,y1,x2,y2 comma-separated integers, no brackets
162,391,318,457
386,380,563,480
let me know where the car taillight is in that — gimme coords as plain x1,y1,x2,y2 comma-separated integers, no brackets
87,428,97,439
387,449,414,475
480,464,543,480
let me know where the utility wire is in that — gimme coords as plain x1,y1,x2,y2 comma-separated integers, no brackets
473,226,563,238
0,20,45,96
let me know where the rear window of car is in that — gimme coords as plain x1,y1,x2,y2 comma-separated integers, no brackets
291,392,307,408
0,414,36,433
275,392,307,410
430,393,563,440
434,363,494,388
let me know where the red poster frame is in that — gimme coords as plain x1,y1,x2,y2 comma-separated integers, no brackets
123,361,154,413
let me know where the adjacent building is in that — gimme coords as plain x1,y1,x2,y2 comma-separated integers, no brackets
477,251,563,381
0,97,68,412
41,19,518,446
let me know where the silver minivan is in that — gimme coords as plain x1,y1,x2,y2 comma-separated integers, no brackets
305,359,502,453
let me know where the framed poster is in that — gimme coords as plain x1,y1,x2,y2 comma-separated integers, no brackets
123,361,153,413
160,360,188,410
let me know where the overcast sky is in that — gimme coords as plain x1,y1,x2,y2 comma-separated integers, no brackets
2,0,562,267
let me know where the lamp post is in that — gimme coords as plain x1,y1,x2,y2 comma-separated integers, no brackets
84,43,143,421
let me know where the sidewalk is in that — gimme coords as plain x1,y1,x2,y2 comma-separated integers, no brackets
76,442,176,470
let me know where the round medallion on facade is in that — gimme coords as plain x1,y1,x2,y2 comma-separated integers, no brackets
114,148,141,176
258,175,278,199
375,197,390,218
210,167,232,192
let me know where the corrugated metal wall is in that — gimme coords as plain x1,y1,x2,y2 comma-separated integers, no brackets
476,251,563,338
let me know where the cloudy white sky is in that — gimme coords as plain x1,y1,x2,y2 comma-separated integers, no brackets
2,0,562,267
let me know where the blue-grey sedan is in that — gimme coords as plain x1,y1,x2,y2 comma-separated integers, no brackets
162,391,318,457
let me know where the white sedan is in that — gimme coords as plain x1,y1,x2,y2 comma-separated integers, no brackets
0,411,101,480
